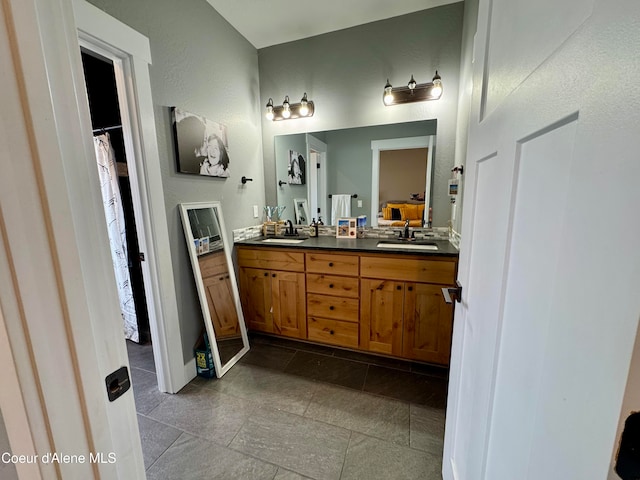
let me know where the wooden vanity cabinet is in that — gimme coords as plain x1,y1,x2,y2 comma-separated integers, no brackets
237,248,306,339
360,255,456,365
237,245,457,366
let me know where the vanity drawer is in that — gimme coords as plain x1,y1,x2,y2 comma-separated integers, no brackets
306,273,359,298
237,247,304,272
308,316,359,349
198,250,228,278
307,293,359,322
306,252,359,276
360,255,456,285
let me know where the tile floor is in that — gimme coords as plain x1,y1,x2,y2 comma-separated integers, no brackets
129,334,449,480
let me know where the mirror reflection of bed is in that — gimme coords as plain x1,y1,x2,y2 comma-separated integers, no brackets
378,147,429,228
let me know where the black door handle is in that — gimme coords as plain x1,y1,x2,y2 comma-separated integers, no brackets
442,281,462,304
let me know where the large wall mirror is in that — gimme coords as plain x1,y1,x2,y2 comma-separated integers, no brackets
179,202,249,378
274,119,453,228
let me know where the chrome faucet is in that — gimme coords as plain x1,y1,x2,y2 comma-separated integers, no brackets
404,219,410,239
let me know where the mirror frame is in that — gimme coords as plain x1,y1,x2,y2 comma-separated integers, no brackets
293,197,310,225
179,201,249,378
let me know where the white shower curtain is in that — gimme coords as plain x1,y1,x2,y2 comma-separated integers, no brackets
93,133,138,342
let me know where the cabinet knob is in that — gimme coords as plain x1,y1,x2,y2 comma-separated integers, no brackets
219,276,224,281
330,330,335,335
408,286,413,292
272,273,276,278
329,306,334,310
328,262,334,267
264,272,268,277
329,284,334,288
396,285,402,290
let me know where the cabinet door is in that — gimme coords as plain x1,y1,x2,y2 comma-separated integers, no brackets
202,273,239,339
239,268,273,333
403,282,453,365
360,278,404,356
271,271,306,339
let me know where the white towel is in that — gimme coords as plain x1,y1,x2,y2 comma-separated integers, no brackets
331,195,352,225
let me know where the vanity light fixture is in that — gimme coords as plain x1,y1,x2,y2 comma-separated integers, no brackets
265,93,315,121
383,71,443,106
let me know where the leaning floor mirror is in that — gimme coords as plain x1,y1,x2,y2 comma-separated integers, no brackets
179,201,249,378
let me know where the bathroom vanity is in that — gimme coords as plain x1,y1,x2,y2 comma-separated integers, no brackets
235,237,458,366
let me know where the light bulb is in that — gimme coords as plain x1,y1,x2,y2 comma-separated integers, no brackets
408,75,417,90
265,98,274,120
383,80,394,105
431,71,443,98
282,99,291,119
299,93,309,117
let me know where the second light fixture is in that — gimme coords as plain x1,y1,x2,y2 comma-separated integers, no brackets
265,93,314,121
383,71,443,106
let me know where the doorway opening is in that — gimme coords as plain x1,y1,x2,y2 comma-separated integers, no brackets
81,49,151,346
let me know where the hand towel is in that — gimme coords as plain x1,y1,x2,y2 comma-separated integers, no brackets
331,194,352,225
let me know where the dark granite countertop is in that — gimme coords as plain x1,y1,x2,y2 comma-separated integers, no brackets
234,236,459,258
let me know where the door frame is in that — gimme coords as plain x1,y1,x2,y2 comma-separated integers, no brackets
0,0,147,476
73,0,185,393
306,134,327,222
370,135,434,226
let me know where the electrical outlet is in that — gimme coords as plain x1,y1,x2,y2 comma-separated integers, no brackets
252,205,259,218
357,200,363,208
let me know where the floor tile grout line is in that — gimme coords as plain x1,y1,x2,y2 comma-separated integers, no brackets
338,430,353,480
143,428,184,472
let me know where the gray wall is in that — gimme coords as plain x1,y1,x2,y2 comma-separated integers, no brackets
86,0,265,362
259,3,465,227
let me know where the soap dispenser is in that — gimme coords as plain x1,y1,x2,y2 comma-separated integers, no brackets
309,218,318,237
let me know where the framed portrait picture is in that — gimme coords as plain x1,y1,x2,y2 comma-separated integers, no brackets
288,150,306,185
172,107,230,178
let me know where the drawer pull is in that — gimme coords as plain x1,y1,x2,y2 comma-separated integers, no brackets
330,330,335,335
328,262,334,267
329,284,334,288
329,306,335,311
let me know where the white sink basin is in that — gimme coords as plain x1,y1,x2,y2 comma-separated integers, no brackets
376,242,438,251
261,238,305,244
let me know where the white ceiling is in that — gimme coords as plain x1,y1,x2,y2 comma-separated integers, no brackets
206,0,461,49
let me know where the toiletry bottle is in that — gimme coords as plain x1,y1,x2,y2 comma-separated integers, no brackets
309,218,317,237
318,217,324,226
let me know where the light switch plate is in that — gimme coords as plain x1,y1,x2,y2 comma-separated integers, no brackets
357,200,363,208
253,205,259,218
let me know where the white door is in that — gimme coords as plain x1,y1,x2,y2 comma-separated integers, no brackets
444,1,640,479
0,0,153,477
